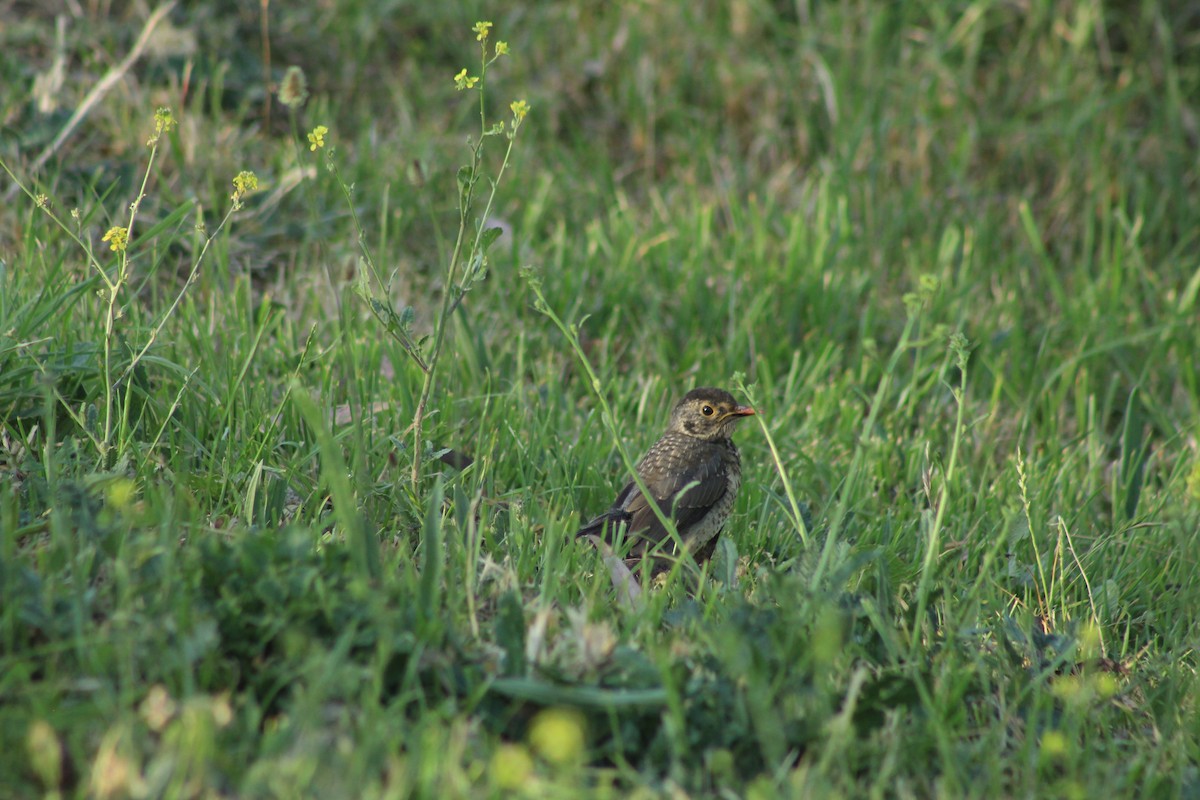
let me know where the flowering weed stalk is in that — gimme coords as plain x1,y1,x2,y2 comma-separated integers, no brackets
1,108,257,464
352,21,530,487
96,107,172,462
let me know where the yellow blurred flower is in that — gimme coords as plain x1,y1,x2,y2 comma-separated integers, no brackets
1040,730,1068,759
231,170,259,201
153,107,175,132
527,707,586,765
105,478,137,511
490,743,533,791
148,107,176,145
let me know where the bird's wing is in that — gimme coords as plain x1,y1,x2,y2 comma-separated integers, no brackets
621,445,728,553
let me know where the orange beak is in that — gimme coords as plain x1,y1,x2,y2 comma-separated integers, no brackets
732,405,755,417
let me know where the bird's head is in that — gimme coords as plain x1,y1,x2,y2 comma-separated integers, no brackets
667,387,755,441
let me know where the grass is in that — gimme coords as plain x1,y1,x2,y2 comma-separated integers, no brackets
1,1,1198,797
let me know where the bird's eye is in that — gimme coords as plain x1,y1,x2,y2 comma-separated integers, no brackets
701,405,714,416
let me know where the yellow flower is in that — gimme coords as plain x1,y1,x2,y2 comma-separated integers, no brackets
147,107,176,145
495,41,509,57
454,69,479,91
307,125,328,151
527,707,586,765
1094,672,1119,699
105,478,137,511
1040,730,1068,758
102,227,128,252
489,744,533,791
231,170,259,201
154,107,175,133
473,21,492,41
510,99,530,122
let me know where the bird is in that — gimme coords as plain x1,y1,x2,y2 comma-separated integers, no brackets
577,387,755,576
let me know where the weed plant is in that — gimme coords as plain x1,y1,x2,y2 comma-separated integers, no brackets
1,3,1198,798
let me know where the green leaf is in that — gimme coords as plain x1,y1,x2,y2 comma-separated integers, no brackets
480,226,503,252
1119,388,1147,520
457,165,472,207
290,385,380,581
488,678,667,709
713,537,739,588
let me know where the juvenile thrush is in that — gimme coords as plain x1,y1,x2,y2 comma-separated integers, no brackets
577,387,755,573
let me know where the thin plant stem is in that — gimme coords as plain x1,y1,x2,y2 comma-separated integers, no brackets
409,42,519,488
909,344,968,651
522,274,695,580
733,375,809,546
102,131,163,459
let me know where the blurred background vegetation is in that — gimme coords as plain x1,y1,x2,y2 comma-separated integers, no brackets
1,1,1198,797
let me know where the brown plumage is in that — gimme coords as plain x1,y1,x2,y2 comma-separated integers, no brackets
577,387,754,573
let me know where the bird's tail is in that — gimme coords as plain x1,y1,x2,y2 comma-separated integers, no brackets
575,510,631,540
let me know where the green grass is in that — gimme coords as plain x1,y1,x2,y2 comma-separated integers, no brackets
2,1,1199,797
